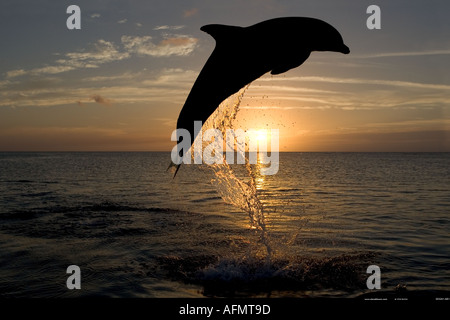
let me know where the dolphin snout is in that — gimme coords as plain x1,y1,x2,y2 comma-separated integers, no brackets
340,44,350,54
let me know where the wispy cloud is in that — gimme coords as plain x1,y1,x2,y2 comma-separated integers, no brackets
0,80,10,88
63,40,129,66
153,25,185,31
91,13,100,18
246,75,450,111
30,65,76,75
265,93,450,110
121,35,198,57
6,40,129,78
363,119,450,130
117,19,127,24
143,68,197,87
249,85,337,95
0,68,196,108
6,66,76,78
241,106,301,110
258,76,450,91
5,32,198,79
3,66,449,112
358,49,450,59
84,72,139,82
6,69,27,78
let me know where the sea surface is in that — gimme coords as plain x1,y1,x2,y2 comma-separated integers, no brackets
0,152,449,298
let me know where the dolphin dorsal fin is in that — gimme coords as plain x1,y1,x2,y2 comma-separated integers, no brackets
200,24,244,42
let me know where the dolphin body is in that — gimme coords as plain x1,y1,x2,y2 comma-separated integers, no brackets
172,17,349,175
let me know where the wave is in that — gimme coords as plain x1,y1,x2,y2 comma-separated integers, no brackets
0,200,213,242
190,196,223,203
2,179,59,184
0,201,195,220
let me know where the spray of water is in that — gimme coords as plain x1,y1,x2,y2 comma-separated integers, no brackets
195,86,273,260
166,88,376,296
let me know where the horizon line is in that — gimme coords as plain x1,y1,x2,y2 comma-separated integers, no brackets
0,150,448,153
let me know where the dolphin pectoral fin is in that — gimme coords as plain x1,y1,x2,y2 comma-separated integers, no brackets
271,51,311,75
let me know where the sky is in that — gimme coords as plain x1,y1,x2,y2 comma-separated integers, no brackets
0,0,449,151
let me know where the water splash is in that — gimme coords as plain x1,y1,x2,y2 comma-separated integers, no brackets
154,252,378,297
195,86,273,259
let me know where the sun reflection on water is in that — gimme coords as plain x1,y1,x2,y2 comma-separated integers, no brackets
253,152,266,191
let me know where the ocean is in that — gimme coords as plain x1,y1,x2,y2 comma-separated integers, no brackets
0,151,449,298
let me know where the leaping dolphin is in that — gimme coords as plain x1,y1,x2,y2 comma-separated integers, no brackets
171,17,350,176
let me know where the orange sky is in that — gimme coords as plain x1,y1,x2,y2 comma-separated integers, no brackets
0,1,449,151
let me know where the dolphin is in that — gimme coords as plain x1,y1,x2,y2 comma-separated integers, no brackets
171,17,349,176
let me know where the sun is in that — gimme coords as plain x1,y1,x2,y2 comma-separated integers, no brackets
255,129,268,143
245,128,277,152
248,129,270,147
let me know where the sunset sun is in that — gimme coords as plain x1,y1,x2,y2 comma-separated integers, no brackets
254,129,268,144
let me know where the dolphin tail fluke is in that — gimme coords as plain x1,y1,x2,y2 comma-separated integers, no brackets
167,161,181,179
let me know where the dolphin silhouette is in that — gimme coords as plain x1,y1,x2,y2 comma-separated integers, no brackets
171,17,349,176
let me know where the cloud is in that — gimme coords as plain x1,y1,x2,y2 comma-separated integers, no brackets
0,86,184,108
258,76,450,91
6,69,27,78
363,119,450,131
84,72,139,82
183,8,198,17
121,35,198,57
6,65,77,78
145,68,197,86
0,80,10,88
90,94,112,105
136,23,143,27
118,19,127,24
6,40,129,78
31,65,76,75
91,13,100,18
153,25,185,31
3,67,449,112
249,85,337,95
64,40,130,65
358,49,450,59
241,106,300,110
245,74,450,111
0,68,194,108
5,29,198,79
